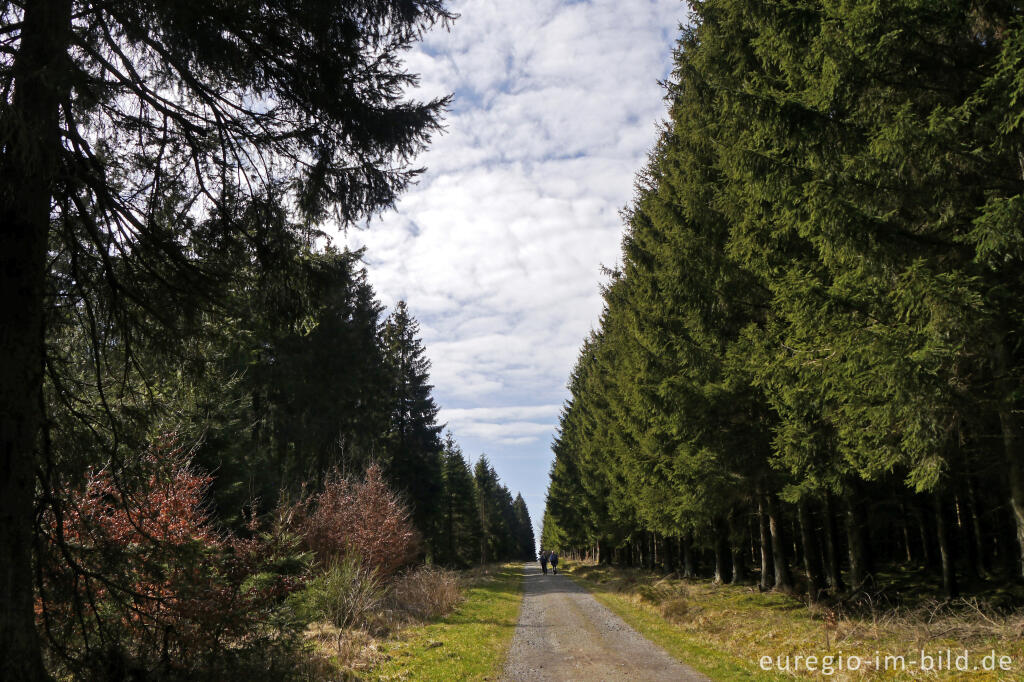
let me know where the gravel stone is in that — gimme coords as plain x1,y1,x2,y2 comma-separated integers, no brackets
502,564,709,681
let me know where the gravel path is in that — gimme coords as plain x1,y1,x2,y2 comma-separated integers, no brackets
502,564,709,681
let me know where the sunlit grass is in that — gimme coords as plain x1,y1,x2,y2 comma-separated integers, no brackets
566,562,1024,681
370,563,524,681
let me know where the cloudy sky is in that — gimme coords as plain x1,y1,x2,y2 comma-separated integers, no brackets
340,0,687,538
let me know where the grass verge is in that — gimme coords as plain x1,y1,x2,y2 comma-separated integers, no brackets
565,562,1024,681
370,563,524,681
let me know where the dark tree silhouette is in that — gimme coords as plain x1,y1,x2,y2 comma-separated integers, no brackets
0,1,451,676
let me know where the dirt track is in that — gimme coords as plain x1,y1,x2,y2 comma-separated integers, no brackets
502,564,708,681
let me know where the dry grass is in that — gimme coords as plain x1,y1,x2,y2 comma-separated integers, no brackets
660,594,691,624
304,623,392,676
458,563,511,588
300,564,469,678
805,595,1024,664
388,565,463,621
567,562,1024,680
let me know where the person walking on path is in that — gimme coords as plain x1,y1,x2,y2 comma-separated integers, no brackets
549,550,559,575
540,549,549,575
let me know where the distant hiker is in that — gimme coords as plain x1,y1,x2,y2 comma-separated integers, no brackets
549,550,559,574
540,549,549,574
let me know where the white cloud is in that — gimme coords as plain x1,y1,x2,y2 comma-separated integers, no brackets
440,405,562,422
341,0,684,518
440,404,561,446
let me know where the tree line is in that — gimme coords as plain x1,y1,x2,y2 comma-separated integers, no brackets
40,188,536,671
49,228,535,566
0,0,536,678
542,0,1024,602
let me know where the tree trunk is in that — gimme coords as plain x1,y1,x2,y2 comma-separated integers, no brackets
758,495,773,590
933,492,959,598
955,491,983,582
964,476,989,578
712,539,726,584
898,502,914,564
682,533,695,578
729,515,747,585
798,499,823,601
845,486,872,589
765,493,792,591
0,1,73,679
994,339,1024,579
822,491,844,592
748,514,757,566
791,518,801,568
913,500,936,571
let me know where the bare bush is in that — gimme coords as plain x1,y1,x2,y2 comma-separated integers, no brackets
661,596,692,624
389,565,462,621
297,463,419,577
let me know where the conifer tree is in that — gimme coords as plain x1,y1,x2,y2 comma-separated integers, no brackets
544,0,1024,598
474,456,512,563
381,301,444,555
438,434,482,567
513,494,537,562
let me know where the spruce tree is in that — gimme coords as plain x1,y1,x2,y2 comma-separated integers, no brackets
474,456,512,563
381,301,444,555
513,494,537,562
438,434,483,566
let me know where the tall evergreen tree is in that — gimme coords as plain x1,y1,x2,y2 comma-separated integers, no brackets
474,455,512,563
513,493,537,562
437,434,483,566
381,301,444,555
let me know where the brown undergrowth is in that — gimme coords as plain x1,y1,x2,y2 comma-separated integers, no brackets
303,564,475,677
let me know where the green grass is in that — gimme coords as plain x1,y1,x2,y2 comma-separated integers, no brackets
370,564,523,681
565,562,1024,681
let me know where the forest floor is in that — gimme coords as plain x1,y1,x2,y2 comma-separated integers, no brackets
502,563,707,681
563,561,1024,680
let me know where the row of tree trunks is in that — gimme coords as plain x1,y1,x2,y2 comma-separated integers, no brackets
592,469,1019,603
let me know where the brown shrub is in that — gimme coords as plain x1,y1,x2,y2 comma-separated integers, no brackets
299,463,419,577
661,596,692,624
38,434,307,678
389,565,462,621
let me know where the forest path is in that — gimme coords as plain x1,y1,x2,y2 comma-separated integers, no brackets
502,564,708,681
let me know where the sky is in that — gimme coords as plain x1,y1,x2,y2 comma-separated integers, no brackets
340,0,687,540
